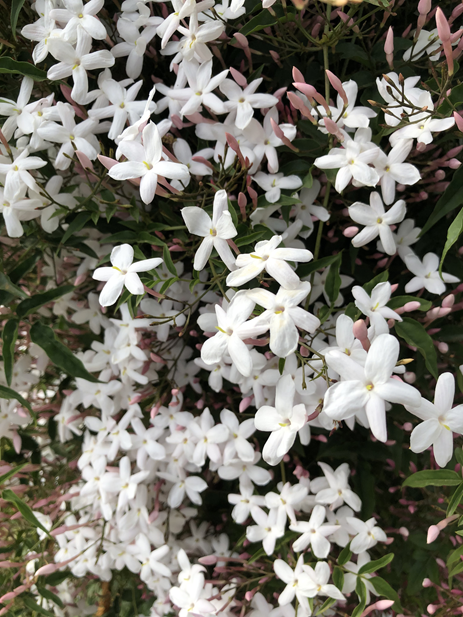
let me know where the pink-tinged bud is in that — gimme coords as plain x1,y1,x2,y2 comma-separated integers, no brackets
287,92,317,124
225,133,246,167
360,600,395,617
423,578,433,587
230,67,247,88
438,307,452,317
452,3,463,19
245,589,258,602
404,372,416,384
293,82,317,101
97,154,117,171
353,319,369,341
385,27,394,68
436,8,454,74
343,226,359,238
238,192,247,221
234,33,248,48
427,525,440,544
427,605,437,615
239,397,253,412
326,70,348,105
198,555,218,565
404,301,421,312
443,294,455,308
448,158,461,169
399,526,409,538
418,0,431,15
270,118,298,151
322,117,345,141
403,422,413,431
292,67,305,82
390,283,399,292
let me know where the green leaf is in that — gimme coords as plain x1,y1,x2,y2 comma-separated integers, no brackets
278,358,286,375
2,318,18,386
456,448,463,466
2,489,52,538
358,553,394,574
314,598,336,615
163,244,177,276
11,0,26,38
439,207,463,276
351,579,367,617
0,384,33,416
387,296,432,312
421,165,463,235
235,231,265,248
447,482,463,517
297,253,342,279
0,57,47,81
0,462,27,485
240,9,278,35
36,586,64,608
449,560,463,578
30,323,99,383
8,251,40,284
447,544,463,569
23,597,55,617
370,576,401,609
403,469,462,488
324,254,342,305
395,317,438,380
337,543,352,566
363,270,388,295
16,285,75,319
0,272,28,299
332,566,344,591
61,212,91,245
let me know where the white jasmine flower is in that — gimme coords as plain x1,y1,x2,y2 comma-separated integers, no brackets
93,243,163,306
404,252,459,295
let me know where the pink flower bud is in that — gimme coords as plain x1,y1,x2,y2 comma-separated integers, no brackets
404,301,421,312
399,526,409,538
442,294,455,308
418,0,431,15
448,158,461,169
326,70,348,105
234,33,249,48
343,226,359,238
404,372,416,384
353,319,369,341
385,26,394,67
198,555,218,565
293,82,317,101
239,397,253,412
270,118,298,151
427,525,440,544
436,7,451,41
427,604,437,615
423,578,433,587
438,342,449,353
292,67,305,82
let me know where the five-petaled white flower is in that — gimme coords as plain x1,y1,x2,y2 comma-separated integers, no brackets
181,190,237,271
407,372,463,468
93,244,163,306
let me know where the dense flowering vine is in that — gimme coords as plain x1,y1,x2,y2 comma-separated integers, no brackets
0,0,463,616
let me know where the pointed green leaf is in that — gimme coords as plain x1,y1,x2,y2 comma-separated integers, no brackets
17,285,75,319
0,57,47,81
11,0,26,38
0,384,33,416
447,482,463,517
163,244,177,276
30,322,99,383
61,212,91,245
0,272,28,299
403,469,461,488
2,489,52,538
395,317,438,380
0,462,27,485
2,318,19,386
358,552,394,574
325,254,342,305
439,207,463,276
